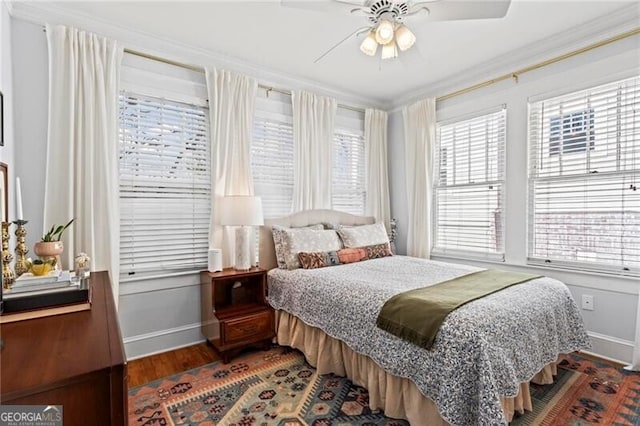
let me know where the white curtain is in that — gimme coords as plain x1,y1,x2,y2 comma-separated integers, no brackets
205,69,257,267
626,294,640,371
44,25,122,303
292,90,337,211
365,108,390,230
403,98,436,258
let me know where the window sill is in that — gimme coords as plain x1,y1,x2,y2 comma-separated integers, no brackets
430,254,639,295
119,269,204,284
430,251,505,263
526,259,638,279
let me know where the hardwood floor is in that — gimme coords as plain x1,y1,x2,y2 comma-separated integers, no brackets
127,342,220,388
577,351,625,369
126,344,626,389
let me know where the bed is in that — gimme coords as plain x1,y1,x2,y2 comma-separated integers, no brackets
258,210,590,426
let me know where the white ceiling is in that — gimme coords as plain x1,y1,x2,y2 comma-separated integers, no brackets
39,0,640,105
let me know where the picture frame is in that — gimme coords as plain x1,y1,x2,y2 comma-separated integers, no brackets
0,91,3,147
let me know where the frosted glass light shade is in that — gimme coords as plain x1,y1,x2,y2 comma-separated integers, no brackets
381,41,398,59
219,195,264,226
234,226,252,270
360,31,378,56
395,24,416,51
375,19,395,44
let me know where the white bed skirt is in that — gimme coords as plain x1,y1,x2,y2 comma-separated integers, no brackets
275,310,558,425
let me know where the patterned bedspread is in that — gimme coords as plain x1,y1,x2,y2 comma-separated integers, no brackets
267,256,590,426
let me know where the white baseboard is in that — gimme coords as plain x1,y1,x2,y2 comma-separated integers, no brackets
124,321,213,361
585,331,633,365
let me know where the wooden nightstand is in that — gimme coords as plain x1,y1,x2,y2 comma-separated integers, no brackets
200,267,274,363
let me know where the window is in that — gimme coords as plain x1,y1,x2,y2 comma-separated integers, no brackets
549,109,595,156
332,128,366,215
119,93,210,276
251,118,294,218
252,95,367,218
251,90,294,219
528,76,639,275
433,108,506,260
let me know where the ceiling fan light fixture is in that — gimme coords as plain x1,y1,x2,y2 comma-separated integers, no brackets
374,18,395,45
395,24,416,51
381,40,398,60
360,31,378,56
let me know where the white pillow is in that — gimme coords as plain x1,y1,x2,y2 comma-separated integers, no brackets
279,228,342,270
337,222,390,248
272,224,324,269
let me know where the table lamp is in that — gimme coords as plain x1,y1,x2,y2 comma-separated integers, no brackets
219,196,264,271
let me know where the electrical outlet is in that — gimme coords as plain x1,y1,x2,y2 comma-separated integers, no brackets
581,294,594,311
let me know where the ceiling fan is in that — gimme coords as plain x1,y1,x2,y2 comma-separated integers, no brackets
281,0,512,62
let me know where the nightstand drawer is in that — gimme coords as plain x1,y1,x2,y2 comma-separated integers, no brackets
221,310,272,345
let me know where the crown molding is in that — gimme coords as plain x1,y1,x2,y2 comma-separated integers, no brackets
390,3,640,110
8,1,387,110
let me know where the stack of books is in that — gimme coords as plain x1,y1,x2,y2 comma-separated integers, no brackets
1,271,92,323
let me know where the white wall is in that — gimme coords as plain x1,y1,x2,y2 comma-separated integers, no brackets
388,111,408,254
0,2,16,221
12,18,46,250
388,35,640,364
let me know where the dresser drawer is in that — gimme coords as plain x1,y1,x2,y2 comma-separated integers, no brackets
221,310,272,346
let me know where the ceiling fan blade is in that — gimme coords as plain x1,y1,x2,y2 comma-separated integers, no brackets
280,0,366,14
335,0,368,5
414,0,511,21
314,26,371,63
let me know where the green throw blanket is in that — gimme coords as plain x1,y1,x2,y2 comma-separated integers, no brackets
376,269,541,349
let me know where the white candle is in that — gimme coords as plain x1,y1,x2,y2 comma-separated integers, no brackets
16,177,23,220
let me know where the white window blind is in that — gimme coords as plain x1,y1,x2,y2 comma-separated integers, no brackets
528,76,639,276
251,93,365,218
251,118,294,218
433,108,506,260
333,129,366,215
119,92,210,277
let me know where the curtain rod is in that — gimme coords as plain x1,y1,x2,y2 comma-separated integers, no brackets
436,27,640,102
122,48,366,113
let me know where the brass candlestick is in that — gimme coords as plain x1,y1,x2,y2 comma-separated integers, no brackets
2,222,15,289
14,220,29,277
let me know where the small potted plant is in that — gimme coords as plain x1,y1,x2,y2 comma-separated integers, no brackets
34,219,74,268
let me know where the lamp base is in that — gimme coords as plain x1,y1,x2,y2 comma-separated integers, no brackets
234,226,252,271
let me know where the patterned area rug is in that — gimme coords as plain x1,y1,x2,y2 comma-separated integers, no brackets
128,346,408,426
512,353,640,425
129,347,640,426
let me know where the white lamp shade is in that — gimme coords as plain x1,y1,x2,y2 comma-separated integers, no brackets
375,19,395,45
219,195,264,226
360,31,378,56
395,24,416,51
381,40,398,60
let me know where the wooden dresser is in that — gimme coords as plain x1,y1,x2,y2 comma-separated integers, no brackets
0,271,127,426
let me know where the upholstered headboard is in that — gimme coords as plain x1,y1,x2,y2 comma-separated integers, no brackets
258,209,375,270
